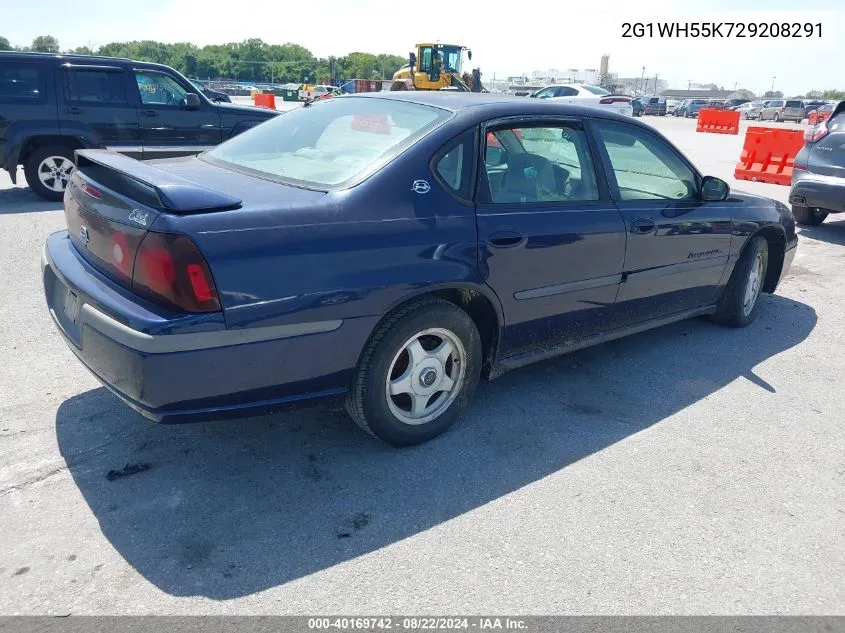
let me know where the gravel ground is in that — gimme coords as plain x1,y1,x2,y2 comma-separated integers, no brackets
0,115,842,615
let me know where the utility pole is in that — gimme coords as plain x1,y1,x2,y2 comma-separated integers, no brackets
640,66,646,95
771,76,776,93
688,79,692,90
733,82,738,91
654,73,659,94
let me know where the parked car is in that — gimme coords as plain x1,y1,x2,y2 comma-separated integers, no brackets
189,79,231,103
684,99,709,118
725,98,751,109
531,84,633,117
643,96,667,116
673,99,691,117
789,101,845,226
807,102,835,125
760,99,805,123
803,100,827,118
631,97,644,117
735,101,765,119
666,99,680,114
704,100,728,110
0,52,278,200
41,93,797,446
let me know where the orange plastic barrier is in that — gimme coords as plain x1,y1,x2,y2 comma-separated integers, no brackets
253,93,276,109
733,126,806,186
696,108,740,135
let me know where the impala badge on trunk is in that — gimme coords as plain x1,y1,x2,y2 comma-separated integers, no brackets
79,226,90,246
128,209,149,226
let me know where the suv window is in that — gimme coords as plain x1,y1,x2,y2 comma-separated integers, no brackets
482,125,599,204
0,62,47,103
135,71,189,106
595,121,697,201
62,68,128,104
434,130,475,200
785,100,803,108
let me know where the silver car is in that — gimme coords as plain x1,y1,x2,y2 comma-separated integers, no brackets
736,101,765,120
760,99,805,123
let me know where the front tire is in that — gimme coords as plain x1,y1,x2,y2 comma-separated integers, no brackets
346,298,482,446
713,236,769,328
792,206,828,226
24,144,76,202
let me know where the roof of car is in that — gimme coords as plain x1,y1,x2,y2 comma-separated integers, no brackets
0,51,175,72
344,91,635,123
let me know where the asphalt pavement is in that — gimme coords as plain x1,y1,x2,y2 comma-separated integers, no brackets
0,115,843,615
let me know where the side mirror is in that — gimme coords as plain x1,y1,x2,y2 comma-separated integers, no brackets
185,93,201,110
409,52,417,67
485,146,507,167
700,175,729,201
467,49,472,61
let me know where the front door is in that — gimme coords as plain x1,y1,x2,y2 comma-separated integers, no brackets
133,69,221,158
58,65,141,158
591,120,732,327
476,120,627,358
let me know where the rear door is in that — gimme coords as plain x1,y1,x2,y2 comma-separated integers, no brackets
57,64,141,158
133,69,222,158
475,118,627,357
591,119,732,326
806,106,845,179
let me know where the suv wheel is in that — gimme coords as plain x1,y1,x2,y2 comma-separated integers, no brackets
24,145,76,202
792,206,828,226
773,112,780,122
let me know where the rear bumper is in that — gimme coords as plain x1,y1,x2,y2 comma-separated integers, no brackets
789,173,845,214
42,232,374,422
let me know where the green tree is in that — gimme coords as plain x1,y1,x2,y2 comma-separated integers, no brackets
763,90,783,99
0,36,13,51
73,45,93,55
821,89,845,100
31,35,60,53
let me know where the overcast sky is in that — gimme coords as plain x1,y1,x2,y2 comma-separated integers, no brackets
2,0,842,95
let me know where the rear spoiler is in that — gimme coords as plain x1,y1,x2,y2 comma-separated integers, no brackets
74,150,242,214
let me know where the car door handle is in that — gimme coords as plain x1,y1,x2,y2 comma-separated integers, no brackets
64,107,83,115
630,218,656,235
140,110,157,117
489,231,525,248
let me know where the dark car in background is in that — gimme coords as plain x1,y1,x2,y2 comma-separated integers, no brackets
684,99,709,118
189,79,231,103
725,98,750,109
803,100,826,118
0,52,278,200
704,100,728,111
643,96,667,115
790,101,845,226
41,92,797,446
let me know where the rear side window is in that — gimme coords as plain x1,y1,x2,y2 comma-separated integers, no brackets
433,129,475,201
555,86,578,97
63,69,128,104
0,62,47,103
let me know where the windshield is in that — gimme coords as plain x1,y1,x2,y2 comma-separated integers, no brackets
190,80,204,91
203,97,451,189
692,100,708,105
436,45,463,73
581,85,610,96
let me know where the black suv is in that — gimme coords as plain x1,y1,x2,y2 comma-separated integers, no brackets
0,52,278,200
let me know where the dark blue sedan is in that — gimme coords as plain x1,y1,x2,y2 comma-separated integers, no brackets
42,92,797,446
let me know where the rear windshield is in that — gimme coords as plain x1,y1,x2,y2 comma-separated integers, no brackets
648,98,660,104
581,85,610,96
203,97,451,189
692,100,707,105
785,100,803,108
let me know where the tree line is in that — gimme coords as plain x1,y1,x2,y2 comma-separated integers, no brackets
0,35,408,84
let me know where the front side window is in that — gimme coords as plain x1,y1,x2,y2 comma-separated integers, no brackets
63,69,127,104
204,97,451,189
534,87,556,99
135,71,188,106
0,62,46,103
482,125,599,204
595,121,697,201
419,47,433,72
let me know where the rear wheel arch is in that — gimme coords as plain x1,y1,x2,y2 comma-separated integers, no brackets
19,135,85,165
368,285,503,380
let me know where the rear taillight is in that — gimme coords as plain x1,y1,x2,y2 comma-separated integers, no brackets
781,106,786,111
600,96,632,104
133,232,220,313
80,182,102,199
804,125,830,143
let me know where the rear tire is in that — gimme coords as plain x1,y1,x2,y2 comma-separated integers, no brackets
712,236,768,328
345,298,482,447
792,205,828,226
773,113,780,122
24,144,76,202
